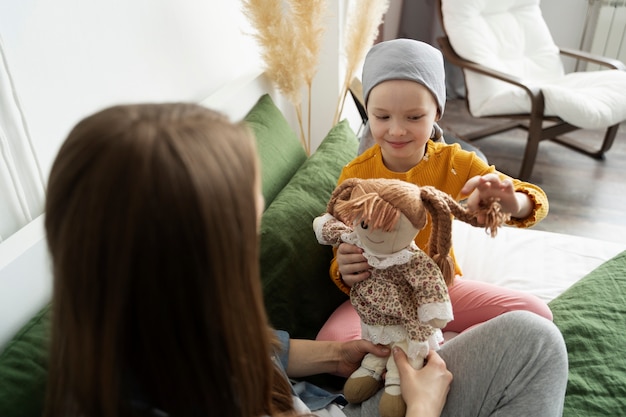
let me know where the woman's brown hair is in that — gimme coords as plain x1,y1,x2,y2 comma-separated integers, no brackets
44,103,294,417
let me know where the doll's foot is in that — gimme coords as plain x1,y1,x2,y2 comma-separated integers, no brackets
343,369,383,404
379,385,406,417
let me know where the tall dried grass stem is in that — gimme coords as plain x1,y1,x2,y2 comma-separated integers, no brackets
333,0,389,126
242,0,327,155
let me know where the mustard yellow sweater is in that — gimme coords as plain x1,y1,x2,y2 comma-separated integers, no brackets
330,141,549,294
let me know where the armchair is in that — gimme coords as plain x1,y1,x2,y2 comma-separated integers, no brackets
436,0,626,180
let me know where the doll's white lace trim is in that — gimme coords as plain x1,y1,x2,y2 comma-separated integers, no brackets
341,231,419,269
361,323,443,359
419,302,454,324
313,213,334,244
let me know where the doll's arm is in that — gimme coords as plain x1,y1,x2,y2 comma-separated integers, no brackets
407,253,454,326
313,213,351,247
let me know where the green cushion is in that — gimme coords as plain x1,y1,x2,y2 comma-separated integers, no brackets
549,250,626,416
260,119,358,339
244,94,307,208
0,304,49,417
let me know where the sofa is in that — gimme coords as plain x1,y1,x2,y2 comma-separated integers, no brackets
1,93,626,416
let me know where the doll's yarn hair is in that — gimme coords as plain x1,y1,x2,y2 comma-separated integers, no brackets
330,179,428,232
327,178,509,285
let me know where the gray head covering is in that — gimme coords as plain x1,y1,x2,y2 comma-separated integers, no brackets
362,38,446,117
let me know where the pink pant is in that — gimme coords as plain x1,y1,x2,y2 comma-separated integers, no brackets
315,277,553,342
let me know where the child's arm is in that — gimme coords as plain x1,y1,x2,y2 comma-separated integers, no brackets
461,174,541,223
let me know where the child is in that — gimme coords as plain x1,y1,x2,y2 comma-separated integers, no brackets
317,38,552,342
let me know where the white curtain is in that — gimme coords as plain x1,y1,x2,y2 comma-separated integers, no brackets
0,35,45,243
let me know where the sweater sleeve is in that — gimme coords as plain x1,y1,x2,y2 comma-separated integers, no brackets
447,144,549,228
274,330,291,371
508,181,549,228
330,250,351,295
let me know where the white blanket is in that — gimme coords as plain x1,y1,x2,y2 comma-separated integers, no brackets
453,220,626,302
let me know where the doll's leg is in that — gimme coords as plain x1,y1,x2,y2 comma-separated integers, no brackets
378,340,427,417
316,300,361,341
343,352,386,404
444,276,552,334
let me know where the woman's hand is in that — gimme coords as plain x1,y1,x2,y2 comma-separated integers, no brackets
337,242,371,286
394,348,452,417
461,174,531,220
334,340,390,377
286,339,389,378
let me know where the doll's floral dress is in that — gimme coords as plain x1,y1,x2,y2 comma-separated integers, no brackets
314,213,453,359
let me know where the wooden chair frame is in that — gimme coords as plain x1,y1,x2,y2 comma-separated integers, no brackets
436,0,625,180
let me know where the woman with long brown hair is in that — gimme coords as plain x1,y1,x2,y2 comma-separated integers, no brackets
44,103,297,416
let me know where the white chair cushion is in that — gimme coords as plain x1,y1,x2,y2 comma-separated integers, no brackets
442,0,626,129
542,71,626,129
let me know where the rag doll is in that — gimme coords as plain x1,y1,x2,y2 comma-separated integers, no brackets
313,178,508,417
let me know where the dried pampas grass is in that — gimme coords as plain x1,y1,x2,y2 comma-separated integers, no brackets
333,0,390,126
242,0,327,155
291,0,327,153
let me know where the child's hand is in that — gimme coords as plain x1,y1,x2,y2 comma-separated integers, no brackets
337,242,371,286
461,174,526,220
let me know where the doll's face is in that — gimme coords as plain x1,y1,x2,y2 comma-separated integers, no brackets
354,213,419,255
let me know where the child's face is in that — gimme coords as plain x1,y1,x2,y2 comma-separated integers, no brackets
367,80,440,172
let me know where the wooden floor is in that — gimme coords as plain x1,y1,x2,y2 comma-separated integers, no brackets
438,99,626,245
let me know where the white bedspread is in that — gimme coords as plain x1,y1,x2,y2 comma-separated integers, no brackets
452,220,626,302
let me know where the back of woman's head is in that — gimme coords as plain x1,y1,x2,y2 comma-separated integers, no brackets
44,103,288,417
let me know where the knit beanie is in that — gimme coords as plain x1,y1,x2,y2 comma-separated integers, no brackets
362,38,446,117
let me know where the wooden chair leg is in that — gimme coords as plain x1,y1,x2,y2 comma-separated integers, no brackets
519,117,543,180
550,123,620,159
599,124,619,155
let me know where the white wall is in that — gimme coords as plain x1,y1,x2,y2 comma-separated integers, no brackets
540,0,590,71
541,0,588,48
1,0,259,179
0,0,356,183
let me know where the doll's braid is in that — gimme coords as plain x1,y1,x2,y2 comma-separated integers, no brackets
326,178,359,218
419,186,509,285
419,186,456,285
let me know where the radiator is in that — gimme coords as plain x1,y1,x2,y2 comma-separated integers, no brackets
584,0,626,70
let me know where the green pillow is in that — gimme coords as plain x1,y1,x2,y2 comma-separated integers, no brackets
0,304,49,417
244,94,307,208
549,250,626,416
260,119,358,340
